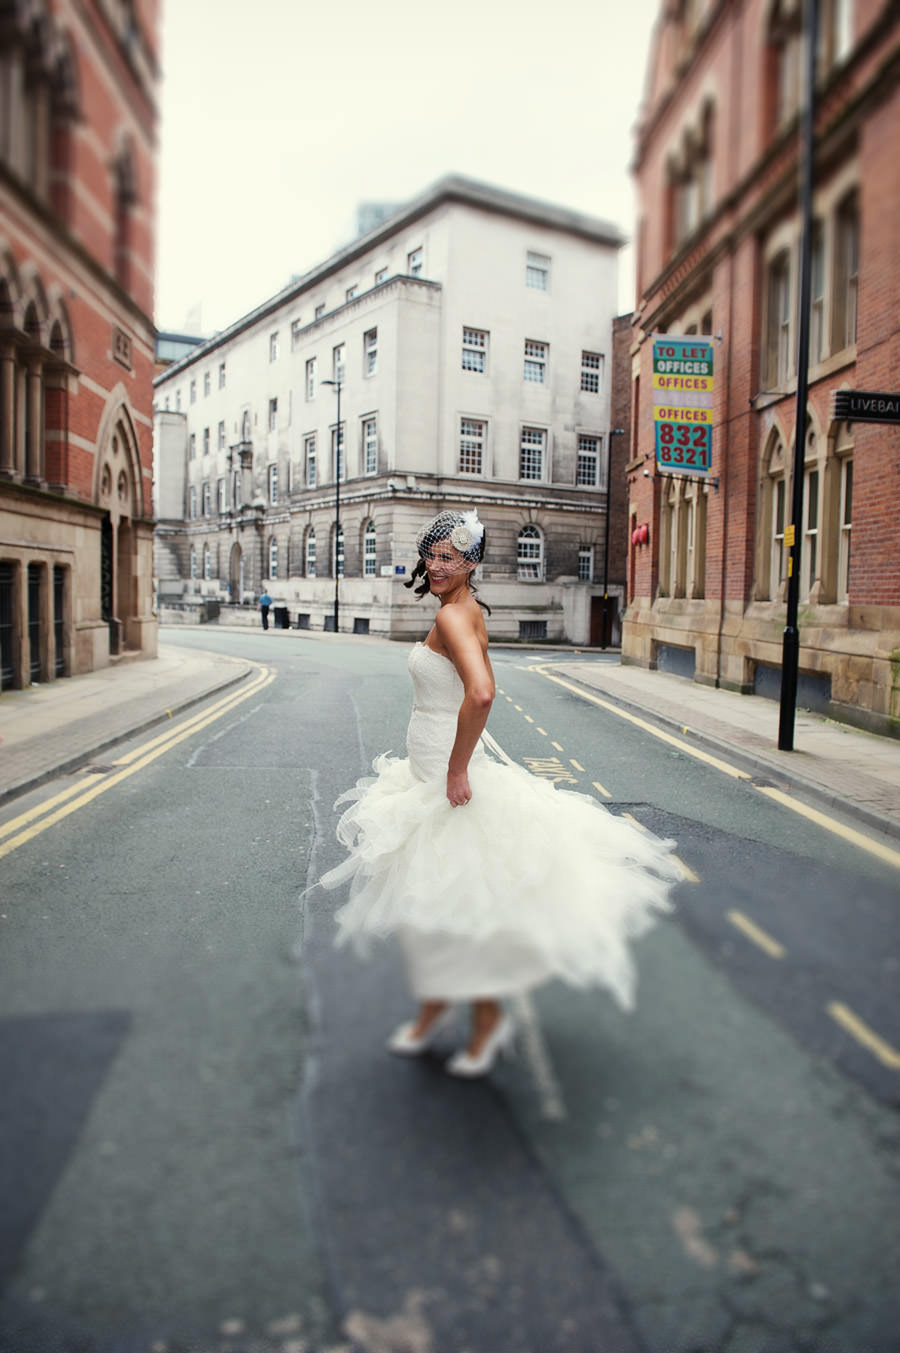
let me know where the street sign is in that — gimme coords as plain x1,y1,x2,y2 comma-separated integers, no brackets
652,336,714,474
831,389,900,425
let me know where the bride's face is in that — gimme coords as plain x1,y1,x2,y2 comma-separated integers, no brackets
424,540,472,587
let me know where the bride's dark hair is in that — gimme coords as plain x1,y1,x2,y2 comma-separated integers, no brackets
404,511,491,614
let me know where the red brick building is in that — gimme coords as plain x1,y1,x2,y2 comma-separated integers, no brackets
1,0,159,689
625,0,899,734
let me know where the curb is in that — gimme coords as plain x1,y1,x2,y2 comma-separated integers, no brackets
0,662,254,809
556,670,900,846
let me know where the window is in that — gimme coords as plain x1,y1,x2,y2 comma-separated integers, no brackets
820,0,853,73
833,193,859,351
241,410,251,442
762,429,788,601
576,435,600,487
459,419,485,475
218,362,226,389
363,418,377,475
291,318,302,348
526,251,550,290
315,303,326,319
232,469,241,510
768,0,802,132
766,251,792,386
520,426,546,480
268,397,278,432
190,546,196,578
268,463,278,504
189,485,197,519
333,524,344,578
176,388,182,412
269,332,279,362
218,420,226,452
202,482,211,516
304,434,317,487
269,536,278,579
364,521,377,576
375,267,388,284
364,328,378,376
203,370,210,397
333,344,345,382
203,427,210,456
332,423,345,481
190,379,196,404
578,547,594,582
809,222,825,364
305,527,317,577
801,465,820,600
407,247,423,276
462,328,488,372
581,351,603,393
838,454,853,601
346,286,357,302
189,433,196,460
217,478,226,513
203,545,211,580
306,357,317,400
524,340,548,384
517,525,544,580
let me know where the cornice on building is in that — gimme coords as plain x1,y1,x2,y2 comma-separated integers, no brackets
153,175,625,382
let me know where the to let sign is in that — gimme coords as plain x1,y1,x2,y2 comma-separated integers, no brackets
831,389,900,425
652,336,714,473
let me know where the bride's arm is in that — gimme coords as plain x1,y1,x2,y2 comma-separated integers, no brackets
435,607,494,805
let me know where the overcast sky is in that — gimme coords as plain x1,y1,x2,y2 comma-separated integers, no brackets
154,0,659,337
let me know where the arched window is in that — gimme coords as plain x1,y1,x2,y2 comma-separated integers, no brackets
766,0,802,136
203,545,211,580
268,536,278,580
305,527,317,577
332,524,344,578
363,520,377,576
833,192,859,352
113,138,137,290
190,546,197,579
517,524,544,582
758,427,788,601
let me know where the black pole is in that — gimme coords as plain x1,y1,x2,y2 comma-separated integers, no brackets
602,429,625,650
322,377,342,633
778,0,819,751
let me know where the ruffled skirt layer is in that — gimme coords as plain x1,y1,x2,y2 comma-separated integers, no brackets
317,752,680,1009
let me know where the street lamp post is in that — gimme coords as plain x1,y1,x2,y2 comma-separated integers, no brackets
601,429,626,650
322,377,342,633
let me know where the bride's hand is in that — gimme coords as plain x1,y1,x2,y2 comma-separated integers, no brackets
446,769,472,807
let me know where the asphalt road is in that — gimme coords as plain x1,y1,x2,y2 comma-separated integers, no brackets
1,629,898,1353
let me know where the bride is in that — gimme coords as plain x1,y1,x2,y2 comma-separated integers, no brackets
316,508,680,1077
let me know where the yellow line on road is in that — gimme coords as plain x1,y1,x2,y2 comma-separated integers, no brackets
827,1002,900,1070
757,785,900,871
570,758,585,772
533,667,751,781
524,714,534,723
537,727,547,736
727,909,786,960
0,667,274,860
671,853,700,883
552,741,564,752
592,781,612,798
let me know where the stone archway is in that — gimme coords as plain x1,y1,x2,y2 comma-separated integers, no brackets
94,399,147,654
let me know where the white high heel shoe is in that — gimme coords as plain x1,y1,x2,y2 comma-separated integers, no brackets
445,1012,515,1078
386,1006,455,1056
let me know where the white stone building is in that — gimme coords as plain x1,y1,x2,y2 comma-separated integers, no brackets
153,175,624,643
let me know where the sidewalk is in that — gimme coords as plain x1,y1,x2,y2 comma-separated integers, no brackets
0,642,253,805
2,634,900,844
551,657,900,841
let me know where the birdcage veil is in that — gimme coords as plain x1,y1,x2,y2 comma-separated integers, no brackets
414,508,485,564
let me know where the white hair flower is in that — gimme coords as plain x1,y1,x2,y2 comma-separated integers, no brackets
450,509,483,555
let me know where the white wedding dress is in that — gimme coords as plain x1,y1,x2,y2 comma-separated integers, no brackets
317,643,681,1007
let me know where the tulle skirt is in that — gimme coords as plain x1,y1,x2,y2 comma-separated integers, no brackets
316,751,680,1009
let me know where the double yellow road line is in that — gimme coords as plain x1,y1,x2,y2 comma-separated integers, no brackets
0,663,274,861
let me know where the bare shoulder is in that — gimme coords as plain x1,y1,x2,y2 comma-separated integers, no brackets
435,597,486,646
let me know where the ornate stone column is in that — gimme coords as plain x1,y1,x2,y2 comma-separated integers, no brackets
24,356,44,485
0,346,15,479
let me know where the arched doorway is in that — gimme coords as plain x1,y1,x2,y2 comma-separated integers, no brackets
229,542,242,603
94,405,143,654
